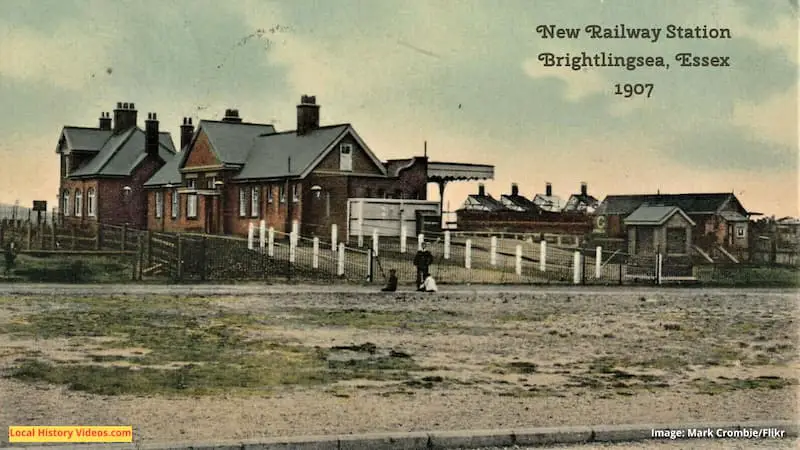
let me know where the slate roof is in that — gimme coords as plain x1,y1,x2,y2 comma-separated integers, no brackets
595,193,742,216
532,194,563,213
564,194,599,209
719,210,748,222
233,124,351,180
623,205,696,226
197,120,277,166
460,194,506,212
143,151,183,187
59,127,113,152
500,194,539,212
69,128,176,178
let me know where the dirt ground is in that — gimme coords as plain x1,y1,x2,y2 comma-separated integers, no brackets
0,287,797,446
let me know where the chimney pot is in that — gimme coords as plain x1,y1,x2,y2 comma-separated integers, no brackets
130,103,135,110
581,182,587,196
117,102,122,109
145,112,159,158
113,102,137,132
478,183,486,196
511,183,519,196
545,182,552,197
296,94,321,135
180,116,195,150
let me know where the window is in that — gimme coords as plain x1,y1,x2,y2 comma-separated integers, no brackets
239,188,247,217
171,188,179,219
74,190,82,217
62,190,70,216
736,226,746,238
155,191,164,218
279,184,286,203
187,194,197,219
207,176,216,189
87,188,96,217
339,143,353,171
292,184,299,203
187,179,196,189
251,187,260,217
267,185,273,203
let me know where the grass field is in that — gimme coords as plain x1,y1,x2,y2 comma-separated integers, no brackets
0,288,796,445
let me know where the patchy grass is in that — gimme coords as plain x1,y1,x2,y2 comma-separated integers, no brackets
278,307,462,330
3,255,132,283
691,376,798,395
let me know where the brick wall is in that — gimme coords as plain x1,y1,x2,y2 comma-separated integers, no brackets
184,132,219,167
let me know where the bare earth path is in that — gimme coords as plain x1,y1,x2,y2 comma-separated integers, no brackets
0,285,797,447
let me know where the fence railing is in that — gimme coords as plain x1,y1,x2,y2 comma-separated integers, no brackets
1,218,796,286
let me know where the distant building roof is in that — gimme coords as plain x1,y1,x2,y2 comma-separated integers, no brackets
719,210,748,222
777,217,800,225
460,194,506,212
532,194,563,213
596,193,744,216
58,127,113,152
500,194,538,212
623,205,696,226
68,128,176,178
563,194,600,213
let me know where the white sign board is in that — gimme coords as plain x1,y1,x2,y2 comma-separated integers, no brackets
347,198,440,238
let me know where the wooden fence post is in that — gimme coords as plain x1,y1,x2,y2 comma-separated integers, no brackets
137,235,144,281
146,230,153,266
200,236,207,282
38,222,44,249
26,220,32,250
0,221,4,247
121,224,128,251
176,233,183,281
50,222,57,249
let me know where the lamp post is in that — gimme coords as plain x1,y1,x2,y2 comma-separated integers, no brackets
122,186,132,226
214,180,224,234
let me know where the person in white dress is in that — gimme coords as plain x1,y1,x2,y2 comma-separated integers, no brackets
421,274,438,292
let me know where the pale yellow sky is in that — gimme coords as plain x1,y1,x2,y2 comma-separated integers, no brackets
0,0,797,217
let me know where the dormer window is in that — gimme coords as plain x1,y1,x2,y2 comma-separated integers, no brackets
339,143,353,171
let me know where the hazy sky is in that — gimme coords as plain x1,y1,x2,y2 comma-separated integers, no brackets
0,0,797,217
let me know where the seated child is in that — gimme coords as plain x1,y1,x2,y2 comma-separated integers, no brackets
381,269,398,292
420,274,438,292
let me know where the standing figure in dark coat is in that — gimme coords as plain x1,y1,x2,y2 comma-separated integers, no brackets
413,243,433,291
4,240,18,275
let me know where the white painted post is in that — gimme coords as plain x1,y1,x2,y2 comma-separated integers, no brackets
331,224,338,252
595,246,602,279
247,222,255,250
573,250,581,284
465,239,472,269
268,227,275,257
337,242,345,275
540,240,547,272
417,233,424,251
365,249,372,280
292,220,299,242
400,224,407,253
312,237,319,268
372,228,379,257
357,200,364,248
490,236,497,266
444,230,451,259
657,253,663,285
515,244,522,275
289,232,296,263
259,220,266,253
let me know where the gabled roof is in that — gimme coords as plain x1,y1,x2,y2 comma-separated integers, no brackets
719,210,748,222
58,127,113,153
596,193,743,216
69,128,176,178
143,152,183,187
532,194,563,213
623,205,696,226
500,194,539,212
460,194,506,212
233,124,387,180
196,120,277,166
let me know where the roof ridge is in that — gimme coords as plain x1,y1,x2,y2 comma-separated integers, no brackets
255,123,349,137
64,125,105,131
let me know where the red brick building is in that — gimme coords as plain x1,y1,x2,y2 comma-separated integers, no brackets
143,96,429,238
56,102,176,229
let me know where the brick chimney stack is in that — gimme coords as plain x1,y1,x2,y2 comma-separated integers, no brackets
113,102,138,133
99,112,111,130
478,183,486,197
546,182,553,197
297,95,320,135
581,182,588,196
222,109,242,123
180,117,194,150
511,183,519,196
145,112,159,158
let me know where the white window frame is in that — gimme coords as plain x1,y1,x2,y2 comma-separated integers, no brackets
251,187,260,217
239,188,247,217
207,176,216,189
267,185,273,203
62,191,70,217
171,188,179,219
339,143,353,171
187,194,197,219
292,184,299,203
279,184,286,203
155,191,164,218
74,190,82,217
87,188,96,217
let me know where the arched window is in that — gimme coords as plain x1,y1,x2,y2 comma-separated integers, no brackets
62,190,70,216
74,189,83,216
87,188,96,217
